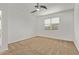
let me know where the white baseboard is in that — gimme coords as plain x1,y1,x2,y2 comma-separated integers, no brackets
74,40,79,52
8,35,36,44
8,34,73,44
37,35,73,42
0,48,8,54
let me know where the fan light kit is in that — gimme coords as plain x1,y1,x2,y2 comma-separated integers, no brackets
36,8,40,11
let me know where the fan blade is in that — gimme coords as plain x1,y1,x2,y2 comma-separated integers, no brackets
40,5,47,9
31,10,37,13
35,6,38,8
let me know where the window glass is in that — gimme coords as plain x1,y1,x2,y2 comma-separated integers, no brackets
44,17,60,30
51,17,60,24
44,19,50,26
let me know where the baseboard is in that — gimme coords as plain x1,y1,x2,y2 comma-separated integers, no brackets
8,35,73,44
37,35,73,42
0,48,8,54
74,40,79,52
8,35,36,44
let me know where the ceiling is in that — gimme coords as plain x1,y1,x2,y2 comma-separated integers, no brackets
0,3,74,16
29,3,74,16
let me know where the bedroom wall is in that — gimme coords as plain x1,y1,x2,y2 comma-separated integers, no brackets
35,10,74,41
7,4,36,43
0,4,36,45
0,10,2,46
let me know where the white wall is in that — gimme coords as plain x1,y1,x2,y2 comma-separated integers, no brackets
0,26,1,46
7,4,36,43
74,4,79,51
35,10,74,41
0,4,36,50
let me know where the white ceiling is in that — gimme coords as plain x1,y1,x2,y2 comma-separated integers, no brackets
0,3,74,16
29,3,74,16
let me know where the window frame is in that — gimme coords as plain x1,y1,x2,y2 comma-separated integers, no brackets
44,17,60,30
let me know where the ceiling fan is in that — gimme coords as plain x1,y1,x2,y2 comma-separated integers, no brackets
31,3,47,13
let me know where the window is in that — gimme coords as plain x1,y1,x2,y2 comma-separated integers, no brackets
44,19,51,30
44,17,60,30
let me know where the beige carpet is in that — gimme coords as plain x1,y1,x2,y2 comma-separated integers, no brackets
1,36,79,55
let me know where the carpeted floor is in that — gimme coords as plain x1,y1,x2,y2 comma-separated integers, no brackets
1,36,79,55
